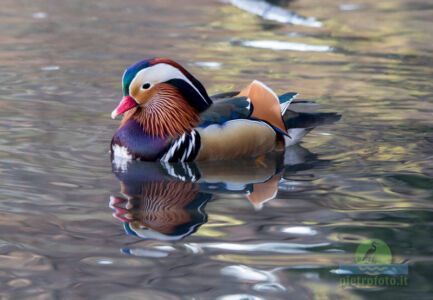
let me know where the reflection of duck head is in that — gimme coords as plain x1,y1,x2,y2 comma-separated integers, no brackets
110,145,323,240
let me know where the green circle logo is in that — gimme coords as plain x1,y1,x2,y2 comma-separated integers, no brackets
355,239,392,265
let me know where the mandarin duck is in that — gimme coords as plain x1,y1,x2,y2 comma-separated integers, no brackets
111,58,339,163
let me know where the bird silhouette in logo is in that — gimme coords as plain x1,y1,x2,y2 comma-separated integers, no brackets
362,241,377,263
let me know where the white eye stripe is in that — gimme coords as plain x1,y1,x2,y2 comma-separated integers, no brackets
129,63,208,103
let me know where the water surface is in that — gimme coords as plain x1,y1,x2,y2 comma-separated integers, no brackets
0,0,432,299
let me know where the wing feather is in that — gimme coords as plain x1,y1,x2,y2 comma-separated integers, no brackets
198,96,252,127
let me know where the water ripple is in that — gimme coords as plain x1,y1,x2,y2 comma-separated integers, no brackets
222,0,322,27
239,40,333,52
185,242,329,254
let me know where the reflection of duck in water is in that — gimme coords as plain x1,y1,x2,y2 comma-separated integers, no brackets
110,162,211,241
110,145,325,241
362,241,377,263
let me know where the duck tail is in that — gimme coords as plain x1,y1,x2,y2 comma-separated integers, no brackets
279,92,298,115
282,110,341,146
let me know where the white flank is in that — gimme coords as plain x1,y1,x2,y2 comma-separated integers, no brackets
112,145,132,171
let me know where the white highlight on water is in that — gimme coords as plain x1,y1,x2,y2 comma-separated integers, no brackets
222,0,322,27
281,226,317,236
192,61,222,70
216,294,265,300
31,12,47,19
41,66,60,71
339,4,362,11
241,40,333,52
97,259,113,265
221,265,286,292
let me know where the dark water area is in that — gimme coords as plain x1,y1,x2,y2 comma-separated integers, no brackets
0,0,432,299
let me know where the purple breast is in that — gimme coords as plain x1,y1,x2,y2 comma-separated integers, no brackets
111,119,171,161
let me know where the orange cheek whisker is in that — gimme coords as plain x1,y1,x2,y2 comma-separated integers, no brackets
119,83,200,138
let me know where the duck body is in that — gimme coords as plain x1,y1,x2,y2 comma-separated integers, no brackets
111,58,339,163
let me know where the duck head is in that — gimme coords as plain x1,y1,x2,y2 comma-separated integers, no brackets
111,58,213,137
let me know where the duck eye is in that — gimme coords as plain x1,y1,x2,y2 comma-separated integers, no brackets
142,83,151,90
